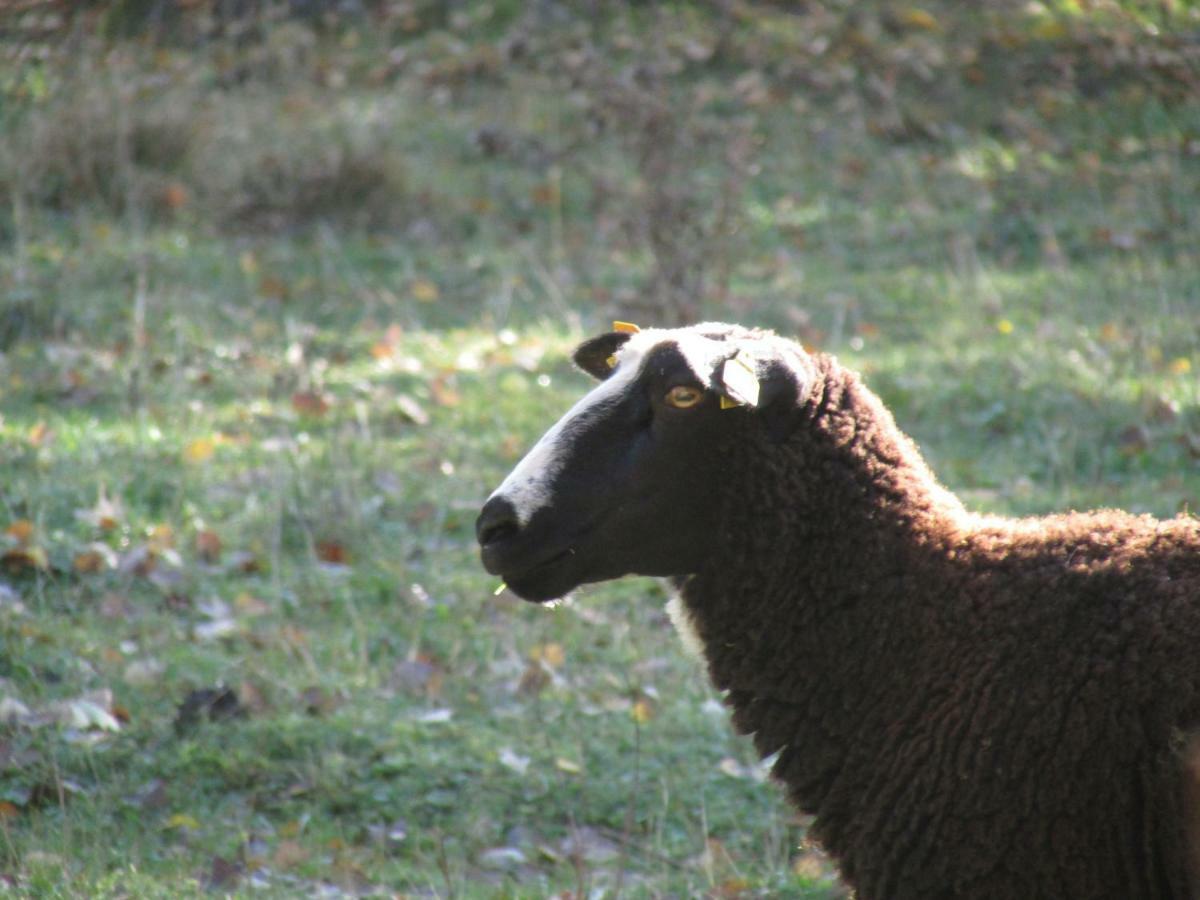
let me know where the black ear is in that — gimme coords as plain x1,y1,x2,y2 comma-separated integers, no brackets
573,332,633,380
754,353,810,443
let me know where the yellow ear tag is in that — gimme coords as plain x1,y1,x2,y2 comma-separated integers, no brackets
612,321,641,334
719,395,739,410
720,352,760,407
606,354,618,369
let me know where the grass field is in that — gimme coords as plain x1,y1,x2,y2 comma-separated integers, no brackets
1,2,1198,897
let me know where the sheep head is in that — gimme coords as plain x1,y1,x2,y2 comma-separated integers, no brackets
476,323,815,602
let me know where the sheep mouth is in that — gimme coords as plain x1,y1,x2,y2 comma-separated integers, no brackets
495,547,581,603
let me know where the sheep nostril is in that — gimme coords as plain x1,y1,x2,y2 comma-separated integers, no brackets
476,496,520,547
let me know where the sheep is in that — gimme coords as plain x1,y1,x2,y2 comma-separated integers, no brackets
475,321,1200,899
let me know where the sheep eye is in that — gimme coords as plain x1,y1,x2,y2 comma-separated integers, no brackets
665,385,704,409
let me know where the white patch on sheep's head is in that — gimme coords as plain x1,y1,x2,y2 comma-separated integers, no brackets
476,322,813,603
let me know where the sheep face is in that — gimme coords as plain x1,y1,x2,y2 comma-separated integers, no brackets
477,323,811,602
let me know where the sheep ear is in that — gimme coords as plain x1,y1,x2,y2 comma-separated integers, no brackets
750,353,810,443
573,332,633,380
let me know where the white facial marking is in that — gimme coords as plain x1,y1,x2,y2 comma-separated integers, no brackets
490,339,647,525
490,326,743,526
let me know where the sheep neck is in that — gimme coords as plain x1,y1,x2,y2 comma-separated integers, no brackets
678,355,965,821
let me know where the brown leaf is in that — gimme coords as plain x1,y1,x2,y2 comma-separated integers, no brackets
315,540,349,565
75,488,123,531
204,855,242,891
119,544,157,577
27,421,51,448
300,686,341,716
74,544,116,574
182,437,215,464
517,661,551,696
257,275,289,301
225,550,260,574
5,520,34,544
430,375,461,408
1,546,48,573
132,778,168,810
391,657,444,698
291,390,330,418
238,681,270,715
162,182,189,210
1117,424,1151,457
530,643,565,668
272,839,308,870
194,529,222,563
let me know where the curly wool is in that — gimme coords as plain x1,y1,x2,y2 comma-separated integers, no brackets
677,352,1200,899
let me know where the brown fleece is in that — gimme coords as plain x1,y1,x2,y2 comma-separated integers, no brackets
679,352,1200,899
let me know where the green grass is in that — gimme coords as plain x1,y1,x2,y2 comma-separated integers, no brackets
1,3,1199,896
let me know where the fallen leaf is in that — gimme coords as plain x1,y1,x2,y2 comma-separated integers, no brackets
315,540,349,565
163,182,189,210
300,685,338,716
498,747,530,775
898,7,941,31
204,855,242,891
1,546,49,573
257,275,289,301
531,643,565,668
118,544,157,577
391,657,443,697
430,375,461,407
631,698,656,724
517,661,551,696
124,658,165,686
0,696,31,725
165,812,201,830
74,544,116,574
395,393,430,426
238,681,270,715
411,278,439,302
27,421,51,447
183,437,216,464
1117,424,1151,456
291,390,330,418
272,839,308,869
194,529,222,563
132,778,168,810
412,708,453,724
559,826,616,862
225,550,260,574
233,592,269,616
554,757,582,775
39,691,121,732
5,520,35,543
478,846,527,869
148,524,175,551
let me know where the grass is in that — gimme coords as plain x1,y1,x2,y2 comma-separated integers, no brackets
1,2,1199,896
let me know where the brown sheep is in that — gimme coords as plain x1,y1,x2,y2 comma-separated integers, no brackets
476,322,1200,898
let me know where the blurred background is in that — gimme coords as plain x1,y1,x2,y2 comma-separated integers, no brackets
1,1,1198,896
